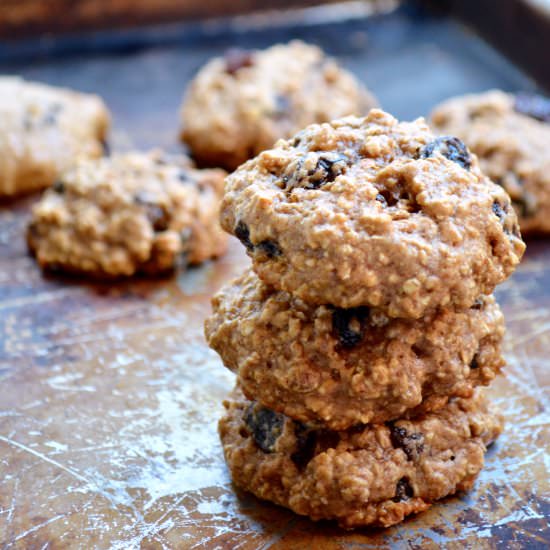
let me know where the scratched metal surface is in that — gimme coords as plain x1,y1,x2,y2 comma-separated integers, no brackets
0,6,549,549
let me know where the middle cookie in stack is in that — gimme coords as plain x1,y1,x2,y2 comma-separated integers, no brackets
206,109,525,527
207,270,505,430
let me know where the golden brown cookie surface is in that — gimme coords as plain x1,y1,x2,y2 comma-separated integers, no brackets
221,110,525,317
180,41,376,170
0,76,109,197
28,151,227,277
431,90,550,235
219,388,503,529
206,269,505,429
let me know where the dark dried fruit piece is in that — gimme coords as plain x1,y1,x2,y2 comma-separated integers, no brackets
389,424,424,461
306,155,348,189
135,193,169,232
225,49,254,75
514,93,550,123
332,306,370,348
235,221,254,251
244,403,285,453
150,207,169,232
419,136,471,170
470,354,479,369
52,180,65,194
471,297,485,310
234,222,280,257
393,477,414,502
291,424,317,469
291,134,303,148
290,426,340,469
283,152,348,191
256,240,282,258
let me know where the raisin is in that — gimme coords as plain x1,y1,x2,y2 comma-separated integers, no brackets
244,403,285,453
419,136,471,170
514,93,550,123
308,155,347,188
389,424,424,461
291,135,303,148
225,49,254,75
150,208,169,232
470,354,479,369
411,344,427,358
283,152,348,191
256,240,281,258
471,297,485,310
332,306,370,348
393,477,414,502
234,221,254,251
52,180,65,194
291,424,317,469
135,193,169,232
234,222,280,257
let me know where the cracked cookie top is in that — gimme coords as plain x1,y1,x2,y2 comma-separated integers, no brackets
221,109,525,317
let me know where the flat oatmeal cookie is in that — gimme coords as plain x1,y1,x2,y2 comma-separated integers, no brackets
180,40,377,170
206,269,505,430
219,388,503,528
27,151,227,277
0,76,110,197
221,109,525,317
431,90,550,234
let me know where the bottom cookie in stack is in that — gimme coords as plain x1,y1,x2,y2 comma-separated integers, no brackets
219,387,503,529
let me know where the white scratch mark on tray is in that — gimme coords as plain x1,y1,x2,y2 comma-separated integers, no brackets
47,372,96,393
0,435,92,485
13,514,65,542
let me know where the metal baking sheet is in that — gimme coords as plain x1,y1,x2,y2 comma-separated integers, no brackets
0,4,548,548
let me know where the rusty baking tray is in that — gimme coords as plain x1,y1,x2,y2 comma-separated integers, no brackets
0,2,549,548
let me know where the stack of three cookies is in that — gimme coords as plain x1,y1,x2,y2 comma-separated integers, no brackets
205,109,525,528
